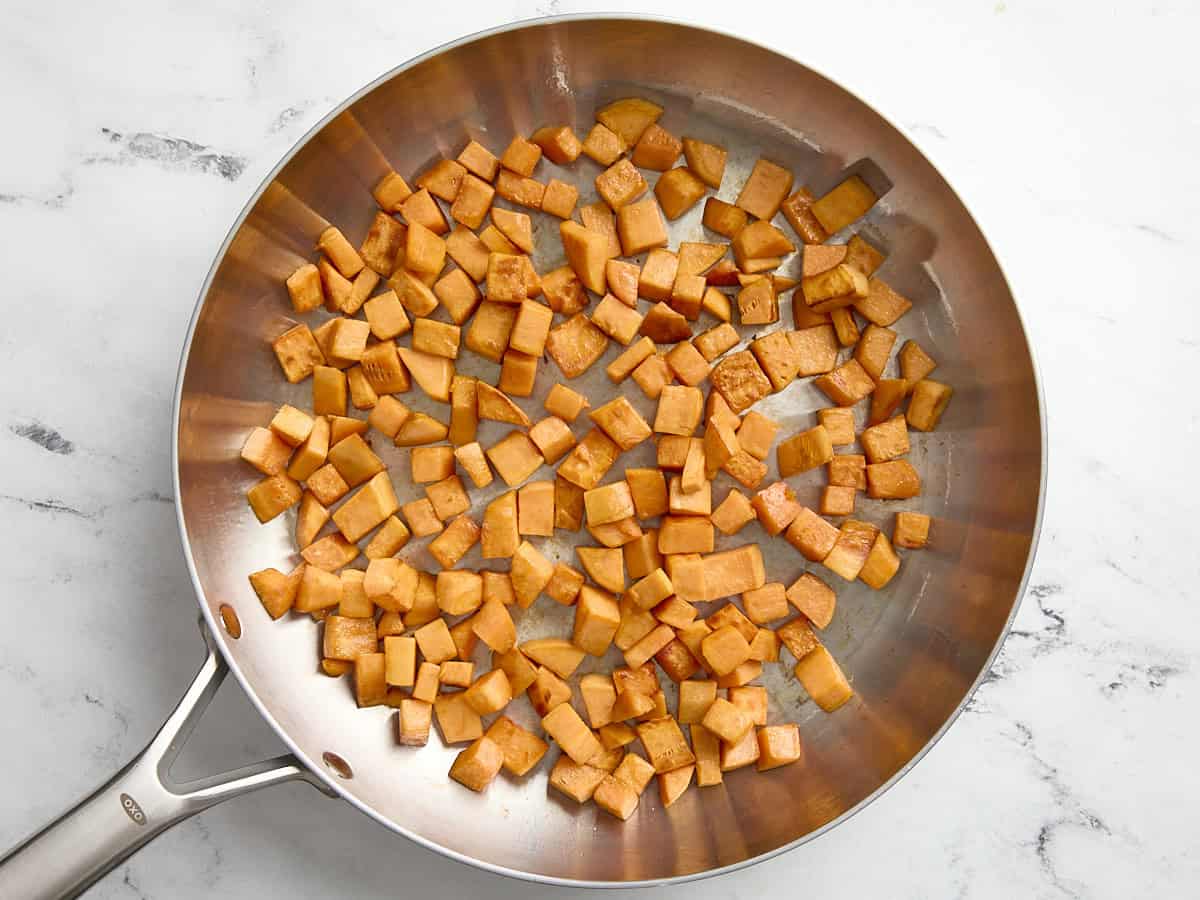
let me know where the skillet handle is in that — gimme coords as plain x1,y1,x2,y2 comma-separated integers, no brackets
0,622,331,900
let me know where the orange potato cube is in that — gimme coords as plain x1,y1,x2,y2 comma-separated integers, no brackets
471,597,516,653
549,755,608,803
530,124,582,164
272,324,325,384
596,158,648,210
665,341,711,387
736,278,778,327
581,121,625,166
511,541,555,608
413,618,457,665
539,386,588,426
456,139,499,181
899,340,938,387
401,497,442,539
859,531,901,589
636,716,695,774
668,475,711,517
824,519,880,581
706,603,757,643
821,485,857,517
573,585,621,656
464,302,517,363
788,324,839,377
383,635,417,687
701,545,766,600
606,336,656,384
861,415,910,464
865,460,921,499
812,175,877,234
449,734,503,791
322,615,376,661
750,330,801,392
622,623,675,671
558,427,620,491
701,696,753,744
734,411,778,462
540,178,579,218
653,385,704,436
623,530,663,581
285,262,324,313
518,480,556,536
710,488,756,535
678,680,718,725
639,303,692,346
485,431,543,487
868,378,907,426
718,728,760,771
639,249,679,301
632,123,682,170
784,507,840,561
702,197,748,239
907,379,954,431
453,441,492,489
735,158,794,219
593,774,639,820
500,134,542,176
591,294,644,346
353,653,387,707
794,644,854,711
463,669,512,716
721,450,767,491
818,408,856,446
485,715,549,776
756,724,803,771
481,491,518,558
542,702,603,765
545,562,585,606
617,197,669,256
780,186,828,243
894,511,931,549
436,569,483,617
657,516,714,555
700,625,751,677
681,136,727,188
546,313,609,379
555,476,586,531
742,583,789,624
580,673,618,729
777,425,834,477
495,170,545,208
854,323,897,381
596,96,662,145
655,167,707,219
710,351,772,414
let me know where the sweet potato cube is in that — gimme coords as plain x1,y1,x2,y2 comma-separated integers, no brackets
436,570,482,617
576,546,624,594
802,244,849,278
732,220,795,265
652,385,703,436
622,623,675,671
495,170,545,208
736,158,793,220
462,669,512,717
444,227,490,283
605,338,654,386
294,564,341,614
285,262,324,313
861,415,909,464
572,585,621,656
710,351,772,414
665,341,711,387
709,489,755,535
700,625,751,677
469,597,516,654
721,450,767,490
854,323,897,382
821,485,857,516
780,186,828,243
719,728,760,771
655,167,707,219
701,697,753,744
639,305,692,348
756,724,803,771
749,330,800,392
485,716,549,777
749,481,800,535
402,497,443,538
331,471,399,542
485,431,543,487
412,618,456,666
688,724,722,786
272,324,324,384
655,635,699,682
437,694,487,748
636,716,695,773
789,324,839,378
595,158,648,211
426,474,470,522
542,702,603,765
453,139,498,181
907,380,954,431
549,755,607,803
674,680,717,726
706,603,757,643
574,357,621,409
899,341,938,387
517,480,555,536
481,491,518,558
702,198,748,240
499,134,542,176
447,173,494,230
739,582,787,625
812,175,877,234
824,519,880,581
584,397,649,453
311,366,348,417
485,252,529,305
730,411,774,462
868,379,907,426
526,665,571,718
668,474,711,516
817,408,856,446
801,263,868,313
794,645,853,711
539,177,578,218
615,197,667,256
679,136,726,187
555,476,586,531
632,123,682,170
596,96,662,146
382,635,417,687
782,575,833,630
783,507,838,561
592,774,638,820
894,511,931,549
613,751,656,796
449,442,489,490
558,427,620,491
546,313,608,378
353,653,387,707
577,674,617,730
544,562,584,606
727,686,768,728
592,294,644,346
860,531,901,589
240,426,293,477
737,278,778,327
580,120,624,165
866,460,921,499
623,531,663,580
511,541,555,608
530,124,582,165
701,545,766,600
777,425,833,477
657,516,714,555
615,594,658,652
588,517,644,548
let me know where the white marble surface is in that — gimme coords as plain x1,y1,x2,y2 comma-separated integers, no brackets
0,0,1196,897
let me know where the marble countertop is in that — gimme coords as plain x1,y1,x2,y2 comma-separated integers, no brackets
1,1,1195,897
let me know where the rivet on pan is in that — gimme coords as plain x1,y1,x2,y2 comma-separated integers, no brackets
218,604,242,639
322,752,353,780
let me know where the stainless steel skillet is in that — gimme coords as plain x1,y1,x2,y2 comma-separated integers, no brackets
0,14,1045,897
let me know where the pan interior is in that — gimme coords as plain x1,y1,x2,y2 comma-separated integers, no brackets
176,17,1041,884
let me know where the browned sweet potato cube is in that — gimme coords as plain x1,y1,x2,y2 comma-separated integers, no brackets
859,531,901,589
812,175,878,235
893,511,931,549
854,323,897,381
721,450,767,490
736,278,778,327
556,476,586,531
483,716,548,777
545,562,585,606
588,517,644,549
542,702,603,765
581,122,625,166
815,359,877,407
700,625,751,677
821,485,857,516
899,340,938,387
485,431,543,487
865,460,921,499
650,385,702,436
655,168,707,219
729,411,773,462
617,197,669,256
512,541,556,608
657,515,714,555
777,425,833,477
784,572,836,630
464,302,516,364
544,384,590,423
664,341,710,387
632,123,682,170
517,480,555,537
481,491,518,558
907,380,953,431
817,408,856,446
499,134,542,176
597,96,662,145
793,644,854,711
702,198,748,240
680,136,727,188
829,454,869,492
546,313,609,379
595,158,647,210
272,324,325,384
588,396,651,452
693,323,739,363
784,507,840,561
861,415,910,463
540,178,578,218
787,324,838,378
573,585,621,656
531,124,582,164
824,518,880,580
449,735,504,791
495,170,546,208
584,481,637,527
636,716,695,774
623,531,663,581
749,481,800,535
710,351,772,414
868,378,907,426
